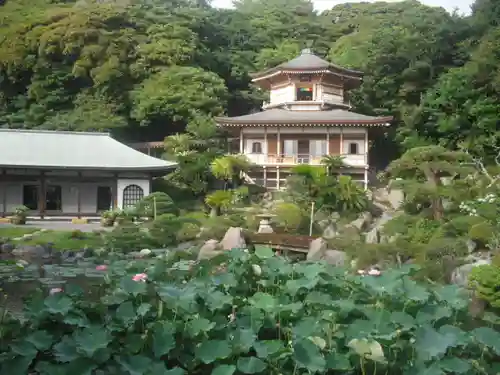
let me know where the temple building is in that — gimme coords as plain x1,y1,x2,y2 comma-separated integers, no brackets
0,129,176,218
215,49,392,190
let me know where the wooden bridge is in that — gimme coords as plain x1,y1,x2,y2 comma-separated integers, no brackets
247,233,316,257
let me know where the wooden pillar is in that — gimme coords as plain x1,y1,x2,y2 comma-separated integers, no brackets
112,173,118,210
277,127,281,159
364,129,369,191
340,128,344,155
364,129,369,166
263,166,267,188
76,172,82,218
326,128,330,155
239,127,244,154
264,126,268,163
39,171,46,219
276,166,280,190
1,169,5,217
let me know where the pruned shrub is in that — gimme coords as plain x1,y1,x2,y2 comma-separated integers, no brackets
136,192,177,218
104,224,154,252
469,264,500,309
273,202,304,233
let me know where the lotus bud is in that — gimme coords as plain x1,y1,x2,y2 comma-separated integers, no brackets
251,264,262,276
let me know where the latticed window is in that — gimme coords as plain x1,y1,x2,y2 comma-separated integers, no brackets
122,185,144,208
251,142,262,154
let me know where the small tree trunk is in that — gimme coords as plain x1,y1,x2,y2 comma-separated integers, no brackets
431,198,444,220
423,166,444,220
210,207,219,217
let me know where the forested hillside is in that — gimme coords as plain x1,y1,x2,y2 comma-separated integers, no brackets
0,0,499,161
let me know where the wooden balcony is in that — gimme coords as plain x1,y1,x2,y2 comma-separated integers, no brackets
245,153,367,167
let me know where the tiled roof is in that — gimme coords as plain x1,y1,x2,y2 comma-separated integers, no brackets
0,129,177,171
216,108,392,126
251,49,363,80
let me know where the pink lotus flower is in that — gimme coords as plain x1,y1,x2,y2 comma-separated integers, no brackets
96,265,107,271
368,268,382,276
132,273,148,282
50,288,63,295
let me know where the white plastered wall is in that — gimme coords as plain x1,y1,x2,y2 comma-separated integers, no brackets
117,179,151,210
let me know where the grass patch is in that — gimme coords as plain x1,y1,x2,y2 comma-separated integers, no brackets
7,229,105,251
0,226,39,238
27,231,105,251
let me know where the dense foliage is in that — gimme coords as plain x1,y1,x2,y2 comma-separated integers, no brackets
0,0,498,164
2,248,500,375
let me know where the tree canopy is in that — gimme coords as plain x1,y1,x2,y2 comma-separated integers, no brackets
0,0,498,164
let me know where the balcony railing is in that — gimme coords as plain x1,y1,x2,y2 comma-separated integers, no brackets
244,153,367,167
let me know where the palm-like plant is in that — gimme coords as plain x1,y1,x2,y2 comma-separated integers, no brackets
287,165,368,215
205,190,233,217
331,175,368,212
321,155,346,175
290,165,328,201
210,154,252,189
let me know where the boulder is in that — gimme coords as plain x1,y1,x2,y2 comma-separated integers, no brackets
197,239,223,260
324,250,346,266
466,239,477,253
365,212,398,244
307,238,327,261
12,245,49,261
365,228,380,244
318,218,338,239
1,243,14,253
322,224,337,239
220,227,246,251
347,212,372,231
450,258,491,287
307,239,347,266
140,248,152,257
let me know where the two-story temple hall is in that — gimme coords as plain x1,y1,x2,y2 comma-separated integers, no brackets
215,49,393,190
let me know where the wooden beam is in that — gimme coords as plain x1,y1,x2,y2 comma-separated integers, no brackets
77,172,82,218
1,169,5,218
39,171,46,219
112,173,118,209
0,175,114,183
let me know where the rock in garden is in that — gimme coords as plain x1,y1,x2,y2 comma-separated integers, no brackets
347,212,372,231
451,258,491,287
365,227,380,244
466,239,477,253
322,224,337,239
307,238,346,266
12,245,48,261
140,248,152,257
220,227,246,251
307,238,327,261
323,250,346,266
1,243,14,253
364,211,401,244
197,239,223,260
